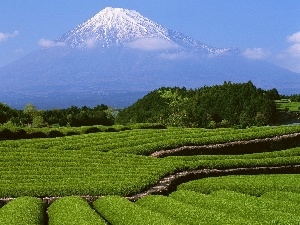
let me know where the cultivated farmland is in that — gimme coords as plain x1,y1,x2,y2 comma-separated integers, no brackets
0,125,300,224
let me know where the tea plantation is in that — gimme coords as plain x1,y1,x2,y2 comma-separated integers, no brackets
0,125,300,224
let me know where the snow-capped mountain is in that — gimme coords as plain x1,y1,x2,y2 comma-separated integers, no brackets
0,7,299,109
57,7,239,55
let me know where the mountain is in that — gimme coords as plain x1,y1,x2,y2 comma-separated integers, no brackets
57,7,239,55
0,7,299,109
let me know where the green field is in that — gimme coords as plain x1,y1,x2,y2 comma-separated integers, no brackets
0,125,300,223
276,99,300,112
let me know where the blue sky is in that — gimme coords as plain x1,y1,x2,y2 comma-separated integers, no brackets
1,0,300,72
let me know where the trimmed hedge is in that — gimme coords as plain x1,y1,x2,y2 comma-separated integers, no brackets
48,196,106,225
177,174,300,196
0,197,45,225
93,196,177,225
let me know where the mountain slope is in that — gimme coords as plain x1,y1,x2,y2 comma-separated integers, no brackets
0,7,299,109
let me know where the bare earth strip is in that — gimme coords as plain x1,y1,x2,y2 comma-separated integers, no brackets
127,164,300,201
150,133,300,157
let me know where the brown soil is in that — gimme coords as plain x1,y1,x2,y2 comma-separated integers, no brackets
150,133,300,157
127,164,300,201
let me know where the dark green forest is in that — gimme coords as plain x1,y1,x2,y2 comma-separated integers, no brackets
116,81,281,128
1,81,299,129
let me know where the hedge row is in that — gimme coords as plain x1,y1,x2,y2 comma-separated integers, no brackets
3,189,300,224
169,190,300,224
0,123,166,140
0,197,45,225
48,196,106,225
93,196,177,225
2,125,300,156
177,174,300,196
136,195,249,224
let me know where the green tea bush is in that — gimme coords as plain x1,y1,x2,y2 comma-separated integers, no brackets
177,174,300,196
94,196,177,225
0,197,45,225
170,190,300,224
136,195,248,224
48,196,106,225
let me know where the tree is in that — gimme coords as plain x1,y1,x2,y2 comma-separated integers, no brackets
32,115,46,128
0,103,18,124
22,103,38,126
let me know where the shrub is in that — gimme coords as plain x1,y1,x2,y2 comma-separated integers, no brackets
48,196,106,225
28,131,48,139
48,130,64,138
130,123,166,129
0,197,45,225
0,128,14,139
104,127,118,132
84,127,101,134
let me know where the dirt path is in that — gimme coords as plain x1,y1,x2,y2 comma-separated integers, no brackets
128,164,300,201
150,133,300,157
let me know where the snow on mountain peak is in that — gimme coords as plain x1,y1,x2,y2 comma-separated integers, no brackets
57,7,171,48
57,7,239,55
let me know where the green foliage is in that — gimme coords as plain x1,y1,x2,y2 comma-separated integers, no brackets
170,190,300,224
0,103,18,124
93,196,177,225
1,124,297,154
116,82,278,128
42,104,115,127
48,196,106,225
276,100,300,112
262,191,300,204
0,103,115,127
290,94,300,102
0,124,135,140
210,190,300,215
136,195,248,224
0,126,299,197
32,116,46,128
177,174,300,196
0,197,45,225
129,123,166,129
115,87,170,124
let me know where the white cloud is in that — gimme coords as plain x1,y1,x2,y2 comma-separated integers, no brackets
243,48,269,60
78,37,97,49
274,31,300,73
38,38,66,48
0,30,19,42
159,52,191,60
287,32,300,43
275,52,300,73
84,37,97,48
286,43,300,57
127,38,179,51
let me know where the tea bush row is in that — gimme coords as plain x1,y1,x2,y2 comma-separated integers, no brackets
0,197,45,225
169,190,300,224
0,147,300,197
1,125,300,155
177,174,300,196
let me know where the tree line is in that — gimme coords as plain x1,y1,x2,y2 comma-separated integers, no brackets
116,81,280,128
0,103,114,127
1,81,298,129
